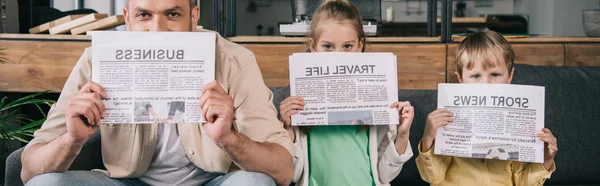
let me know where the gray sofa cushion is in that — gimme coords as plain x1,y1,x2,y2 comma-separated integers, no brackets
511,64,600,185
4,131,104,186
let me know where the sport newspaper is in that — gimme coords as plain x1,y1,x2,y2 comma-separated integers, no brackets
289,52,399,126
435,83,545,163
91,31,216,124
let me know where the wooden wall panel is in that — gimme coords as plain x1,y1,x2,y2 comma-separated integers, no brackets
1,37,598,93
447,44,565,83
0,40,89,92
240,44,305,87
370,44,446,90
566,44,600,66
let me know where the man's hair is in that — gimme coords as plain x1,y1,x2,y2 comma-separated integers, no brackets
455,30,515,77
126,0,197,9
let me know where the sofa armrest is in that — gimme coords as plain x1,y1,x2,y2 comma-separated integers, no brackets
4,131,104,186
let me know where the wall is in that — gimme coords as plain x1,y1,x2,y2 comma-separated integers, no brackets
552,0,600,36
381,0,514,22
515,0,600,36
235,0,292,36
53,0,113,14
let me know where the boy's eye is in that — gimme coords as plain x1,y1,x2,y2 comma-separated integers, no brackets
472,74,481,79
167,12,181,18
491,73,501,77
323,44,333,50
343,44,353,50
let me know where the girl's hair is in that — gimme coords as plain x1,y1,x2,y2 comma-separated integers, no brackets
307,0,366,52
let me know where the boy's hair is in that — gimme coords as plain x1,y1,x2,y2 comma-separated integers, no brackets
455,30,515,77
307,0,366,52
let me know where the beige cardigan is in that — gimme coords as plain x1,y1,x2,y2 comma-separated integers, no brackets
292,125,414,186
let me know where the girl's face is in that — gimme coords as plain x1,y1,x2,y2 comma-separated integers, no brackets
310,20,363,53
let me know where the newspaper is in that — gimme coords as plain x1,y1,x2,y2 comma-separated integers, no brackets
91,31,216,124
435,83,545,163
289,52,399,126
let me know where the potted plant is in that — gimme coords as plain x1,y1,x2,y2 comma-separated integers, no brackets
197,15,203,31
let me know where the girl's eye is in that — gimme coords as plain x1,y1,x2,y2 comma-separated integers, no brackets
472,74,481,79
343,44,353,50
323,44,333,50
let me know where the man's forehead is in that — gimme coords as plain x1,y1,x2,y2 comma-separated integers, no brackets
127,0,190,10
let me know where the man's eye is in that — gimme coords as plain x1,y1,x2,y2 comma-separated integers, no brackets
137,13,151,18
168,12,181,18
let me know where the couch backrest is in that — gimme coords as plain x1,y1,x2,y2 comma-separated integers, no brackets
270,64,600,185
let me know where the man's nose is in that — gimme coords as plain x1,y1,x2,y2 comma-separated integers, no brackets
148,17,169,32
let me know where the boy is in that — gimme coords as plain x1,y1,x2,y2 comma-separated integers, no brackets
416,30,558,186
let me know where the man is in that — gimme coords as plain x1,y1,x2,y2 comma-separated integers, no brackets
20,0,293,185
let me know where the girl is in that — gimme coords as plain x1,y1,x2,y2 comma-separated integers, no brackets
279,1,414,185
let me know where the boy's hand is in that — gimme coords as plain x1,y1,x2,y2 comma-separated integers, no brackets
537,128,558,171
420,109,454,152
279,96,305,127
390,101,414,139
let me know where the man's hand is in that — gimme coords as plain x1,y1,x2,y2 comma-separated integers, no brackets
64,81,107,144
200,81,235,146
537,128,558,171
420,109,454,152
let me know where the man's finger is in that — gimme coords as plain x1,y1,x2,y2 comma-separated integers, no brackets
281,102,304,114
280,96,303,106
73,100,101,126
80,82,107,97
79,93,106,118
281,98,305,108
202,81,227,95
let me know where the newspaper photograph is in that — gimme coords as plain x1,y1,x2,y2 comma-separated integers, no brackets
434,83,545,163
91,31,216,124
289,52,399,126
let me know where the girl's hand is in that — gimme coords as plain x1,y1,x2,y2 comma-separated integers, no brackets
390,101,414,138
537,128,558,171
279,96,305,128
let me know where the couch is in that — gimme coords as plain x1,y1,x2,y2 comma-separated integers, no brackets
6,64,600,186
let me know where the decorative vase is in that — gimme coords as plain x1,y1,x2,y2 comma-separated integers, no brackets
583,9,600,37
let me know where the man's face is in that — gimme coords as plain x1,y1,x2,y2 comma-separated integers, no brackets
123,0,199,32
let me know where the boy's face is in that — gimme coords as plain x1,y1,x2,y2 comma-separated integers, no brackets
310,20,363,53
457,61,514,84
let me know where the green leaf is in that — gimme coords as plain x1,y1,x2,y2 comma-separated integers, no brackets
0,91,55,144
2,99,55,112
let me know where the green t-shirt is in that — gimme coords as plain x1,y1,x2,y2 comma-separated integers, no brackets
307,125,375,186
